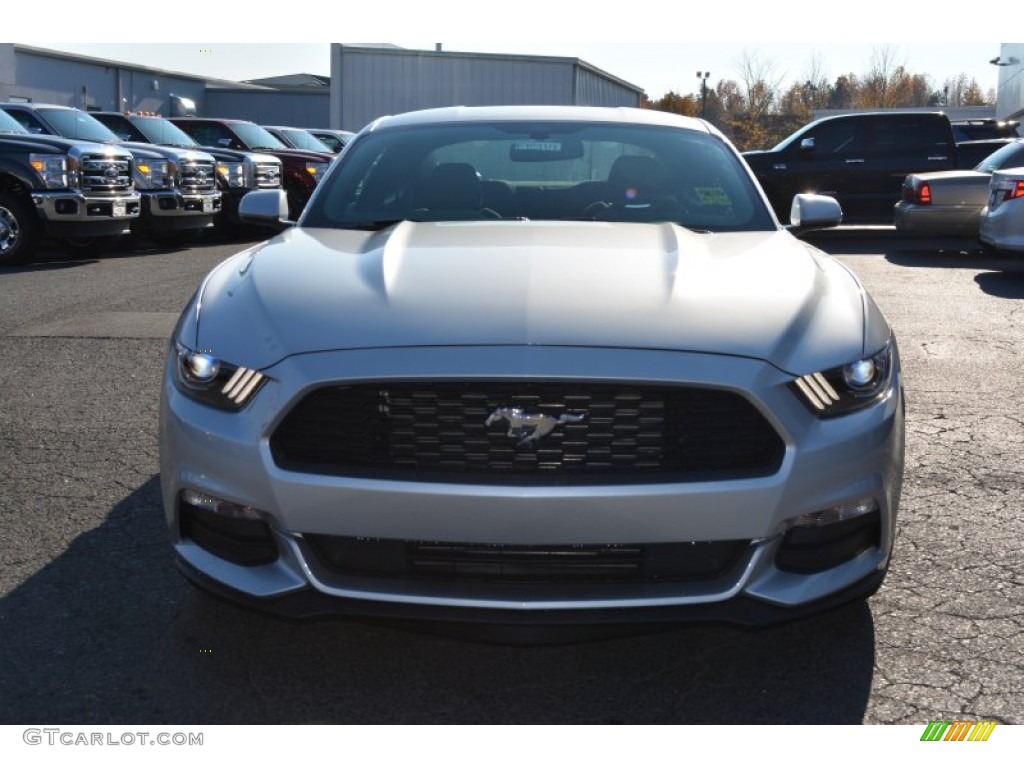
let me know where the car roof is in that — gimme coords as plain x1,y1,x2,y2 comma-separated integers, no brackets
366,105,712,134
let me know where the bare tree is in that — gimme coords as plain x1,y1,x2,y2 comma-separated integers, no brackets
860,44,905,107
735,48,784,117
801,52,830,111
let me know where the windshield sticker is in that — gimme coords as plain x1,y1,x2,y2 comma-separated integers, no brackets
694,186,731,206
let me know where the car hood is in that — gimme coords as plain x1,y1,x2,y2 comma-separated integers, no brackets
119,141,215,164
192,221,882,374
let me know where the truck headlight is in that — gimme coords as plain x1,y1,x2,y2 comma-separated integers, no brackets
136,159,173,189
216,161,245,188
305,162,329,183
29,153,69,189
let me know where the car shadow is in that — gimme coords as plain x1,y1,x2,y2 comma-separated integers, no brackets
0,476,877,725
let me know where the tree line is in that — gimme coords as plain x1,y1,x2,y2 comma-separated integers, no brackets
645,48,992,151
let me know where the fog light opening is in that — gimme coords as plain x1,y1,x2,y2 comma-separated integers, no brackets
777,498,882,574
182,488,261,520
178,490,277,566
789,497,879,529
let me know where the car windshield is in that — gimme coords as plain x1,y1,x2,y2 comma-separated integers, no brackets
230,123,287,151
303,121,775,232
975,141,1024,173
279,128,331,152
39,108,119,143
0,108,29,134
132,117,201,147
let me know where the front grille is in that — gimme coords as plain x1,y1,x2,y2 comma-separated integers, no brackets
254,162,281,189
306,536,750,584
79,153,132,193
271,382,785,484
179,159,217,194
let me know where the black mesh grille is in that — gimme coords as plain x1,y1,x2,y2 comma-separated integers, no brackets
271,382,784,484
306,536,750,584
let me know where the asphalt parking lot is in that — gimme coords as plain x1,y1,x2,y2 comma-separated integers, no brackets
0,230,1021,724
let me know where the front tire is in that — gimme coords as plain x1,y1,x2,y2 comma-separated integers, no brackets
0,191,39,267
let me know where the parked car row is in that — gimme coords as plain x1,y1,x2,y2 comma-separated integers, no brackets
893,138,1024,254
0,102,363,265
743,112,1013,222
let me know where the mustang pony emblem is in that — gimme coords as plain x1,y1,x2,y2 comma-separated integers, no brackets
485,407,585,447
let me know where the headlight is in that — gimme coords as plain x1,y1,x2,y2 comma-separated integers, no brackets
216,161,245,188
791,341,894,417
305,161,329,183
136,159,173,189
29,153,69,188
173,341,267,410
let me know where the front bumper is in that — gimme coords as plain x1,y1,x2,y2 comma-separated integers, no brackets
140,189,222,232
32,189,141,237
159,345,905,626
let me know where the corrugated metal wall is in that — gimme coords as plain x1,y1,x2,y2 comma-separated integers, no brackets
204,89,329,127
996,44,1024,120
331,46,644,131
573,66,642,108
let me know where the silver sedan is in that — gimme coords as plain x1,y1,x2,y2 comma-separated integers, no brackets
894,139,1024,236
160,106,905,631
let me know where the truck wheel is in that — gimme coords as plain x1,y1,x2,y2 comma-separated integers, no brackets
61,235,123,258
0,191,39,267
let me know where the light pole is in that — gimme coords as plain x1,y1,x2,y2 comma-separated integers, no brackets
697,71,710,119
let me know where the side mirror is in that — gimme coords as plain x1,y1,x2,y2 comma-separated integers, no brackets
799,137,815,157
238,189,293,229
788,193,842,235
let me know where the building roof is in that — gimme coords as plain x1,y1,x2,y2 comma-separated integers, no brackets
243,73,330,89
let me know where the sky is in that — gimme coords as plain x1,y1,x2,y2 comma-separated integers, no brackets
12,3,1007,101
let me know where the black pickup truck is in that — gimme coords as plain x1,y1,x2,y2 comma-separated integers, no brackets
1,103,222,245
0,108,140,266
743,112,1012,222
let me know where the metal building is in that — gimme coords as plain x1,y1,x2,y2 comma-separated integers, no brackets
0,44,645,132
329,44,644,132
0,44,208,116
994,44,1024,120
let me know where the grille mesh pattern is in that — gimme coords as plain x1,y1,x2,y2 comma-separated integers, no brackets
271,382,784,484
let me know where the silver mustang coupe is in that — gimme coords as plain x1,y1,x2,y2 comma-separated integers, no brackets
160,106,905,629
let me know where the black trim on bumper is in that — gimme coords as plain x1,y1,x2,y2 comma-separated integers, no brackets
176,555,886,631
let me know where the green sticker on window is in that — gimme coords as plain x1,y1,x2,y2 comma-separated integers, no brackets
694,186,731,205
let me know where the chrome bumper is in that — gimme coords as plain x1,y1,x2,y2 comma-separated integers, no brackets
142,189,222,219
32,190,142,223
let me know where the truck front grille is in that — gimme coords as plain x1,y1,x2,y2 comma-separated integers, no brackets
254,163,281,189
270,382,785,484
179,159,217,194
80,154,132,194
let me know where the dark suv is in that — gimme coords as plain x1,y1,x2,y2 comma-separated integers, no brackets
169,118,332,219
